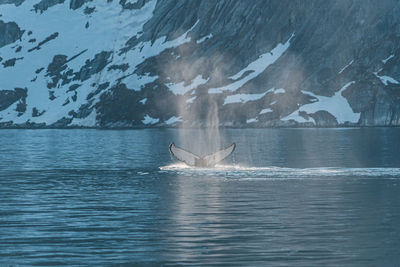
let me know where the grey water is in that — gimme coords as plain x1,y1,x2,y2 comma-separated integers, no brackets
0,128,400,266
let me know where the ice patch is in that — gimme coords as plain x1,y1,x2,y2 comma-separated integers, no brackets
282,81,360,124
224,91,267,105
142,114,159,124
209,33,294,94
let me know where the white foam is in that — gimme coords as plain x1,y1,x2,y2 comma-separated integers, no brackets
159,164,400,180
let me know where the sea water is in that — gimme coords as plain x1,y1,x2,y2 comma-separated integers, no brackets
0,128,399,265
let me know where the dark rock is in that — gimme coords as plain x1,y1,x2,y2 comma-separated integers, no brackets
46,54,68,88
309,111,339,127
83,6,95,14
69,0,92,10
119,0,149,10
107,63,129,72
0,88,27,112
2,57,23,67
68,84,81,92
0,0,26,6
73,51,112,81
49,91,56,100
28,32,58,52
51,116,73,127
0,20,23,48
32,107,45,117
35,67,44,74
14,88,27,116
87,82,109,100
33,0,65,13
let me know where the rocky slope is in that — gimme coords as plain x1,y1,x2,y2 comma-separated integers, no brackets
0,0,399,128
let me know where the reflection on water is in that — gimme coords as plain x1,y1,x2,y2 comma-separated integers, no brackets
0,128,399,265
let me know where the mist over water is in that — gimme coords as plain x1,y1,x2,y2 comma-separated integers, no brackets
176,94,226,157
1,128,400,265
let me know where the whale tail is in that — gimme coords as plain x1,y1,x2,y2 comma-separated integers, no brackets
169,143,236,167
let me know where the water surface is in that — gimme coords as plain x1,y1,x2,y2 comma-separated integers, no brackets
0,128,399,265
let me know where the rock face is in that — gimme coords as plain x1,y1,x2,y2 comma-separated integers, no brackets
0,0,399,128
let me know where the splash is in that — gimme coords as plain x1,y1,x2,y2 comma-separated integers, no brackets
159,164,400,180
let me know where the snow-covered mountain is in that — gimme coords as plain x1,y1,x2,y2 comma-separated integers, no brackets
1,0,400,128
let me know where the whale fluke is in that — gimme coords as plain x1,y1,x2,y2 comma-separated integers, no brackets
169,143,236,167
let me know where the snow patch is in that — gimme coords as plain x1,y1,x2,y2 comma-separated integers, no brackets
165,116,182,125
282,81,360,124
69,110,98,127
382,54,394,64
338,59,354,74
259,108,272,114
125,0,140,4
374,71,400,86
142,114,159,124
274,88,285,94
0,0,159,125
224,92,267,105
166,75,209,95
246,118,258,123
209,33,294,94
283,111,316,124
186,96,196,104
196,33,213,44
